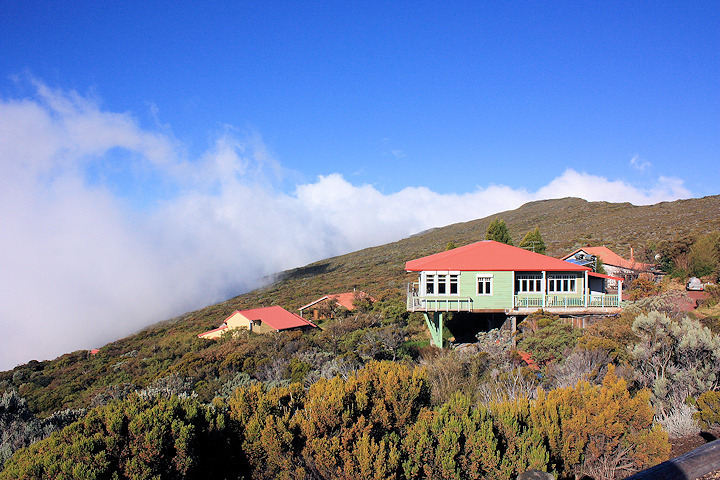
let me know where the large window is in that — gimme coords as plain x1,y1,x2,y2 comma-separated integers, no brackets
548,274,577,293
516,274,542,293
449,274,458,294
423,272,459,295
426,274,435,294
477,276,493,295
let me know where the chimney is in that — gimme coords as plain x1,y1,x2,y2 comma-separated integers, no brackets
630,247,634,263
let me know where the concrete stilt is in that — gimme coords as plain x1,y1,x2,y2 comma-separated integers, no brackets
423,312,444,348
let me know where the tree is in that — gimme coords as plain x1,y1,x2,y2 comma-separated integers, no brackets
690,233,720,279
519,227,546,254
485,219,513,246
445,241,457,251
594,256,606,274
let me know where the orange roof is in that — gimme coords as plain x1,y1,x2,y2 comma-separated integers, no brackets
517,350,540,371
405,241,590,272
299,291,375,311
561,246,653,270
237,306,317,331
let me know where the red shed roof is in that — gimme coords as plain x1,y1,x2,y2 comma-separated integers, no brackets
239,306,317,331
561,246,654,270
299,291,375,312
405,241,590,273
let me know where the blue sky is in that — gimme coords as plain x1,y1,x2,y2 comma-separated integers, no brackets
0,0,718,368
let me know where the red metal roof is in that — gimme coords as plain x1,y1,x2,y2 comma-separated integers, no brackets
405,240,590,272
239,306,317,331
561,246,654,270
299,291,375,311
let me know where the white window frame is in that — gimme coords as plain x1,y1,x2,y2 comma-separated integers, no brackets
449,274,459,295
477,274,493,296
516,274,542,293
423,271,460,296
547,274,577,293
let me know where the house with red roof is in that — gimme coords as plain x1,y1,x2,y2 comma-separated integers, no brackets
299,291,375,320
405,241,623,347
198,306,318,339
561,246,657,287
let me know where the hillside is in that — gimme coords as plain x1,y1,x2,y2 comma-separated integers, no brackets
1,195,719,418
242,194,720,313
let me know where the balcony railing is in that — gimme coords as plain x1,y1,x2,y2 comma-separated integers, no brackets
406,283,620,312
514,294,620,309
408,296,474,312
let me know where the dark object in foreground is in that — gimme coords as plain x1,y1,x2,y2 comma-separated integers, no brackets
627,438,720,479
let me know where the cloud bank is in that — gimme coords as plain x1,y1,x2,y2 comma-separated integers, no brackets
0,83,692,370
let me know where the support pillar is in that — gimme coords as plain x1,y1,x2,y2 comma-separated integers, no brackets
423,312,444,348
509,315,517,348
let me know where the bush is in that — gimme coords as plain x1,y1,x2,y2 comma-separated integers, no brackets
517,313,581,368
531,366,670,479
693,391,720,430
655,400,700,439
627,277,660,300
0,391,85,469
630,312,720,409
1,394,242,479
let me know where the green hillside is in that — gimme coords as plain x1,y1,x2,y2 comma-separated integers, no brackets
2,195,719,418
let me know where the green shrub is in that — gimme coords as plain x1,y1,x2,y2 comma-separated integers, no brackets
693,391,720,430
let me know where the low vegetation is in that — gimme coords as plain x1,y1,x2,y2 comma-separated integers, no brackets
1,196,719,478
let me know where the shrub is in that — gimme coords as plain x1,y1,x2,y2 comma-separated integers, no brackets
627,277,660,300
655,400,700,439
0,391,85,469
531,366,670,479
630,312,720,409
403,393,549,479
1,394,242,479
517,314,581,367
693,390,720,430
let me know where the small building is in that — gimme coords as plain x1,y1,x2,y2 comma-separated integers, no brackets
198,306,318,339
561,246,656,287
405,241,623,347
299,291,375,320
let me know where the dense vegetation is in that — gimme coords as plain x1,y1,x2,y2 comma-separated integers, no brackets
1,195,720,478
1,362,670,480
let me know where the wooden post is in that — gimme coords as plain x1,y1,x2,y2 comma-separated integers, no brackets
509,315,517,348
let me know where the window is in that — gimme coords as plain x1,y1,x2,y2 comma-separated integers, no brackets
437,274,447,294
516,274,542,293
425,274,435,294
477,276,493,295
548,274,576,293
424,272,460,295
449,274,459,294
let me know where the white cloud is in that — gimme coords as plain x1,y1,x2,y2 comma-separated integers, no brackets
0,82,694,370
630,154,651,171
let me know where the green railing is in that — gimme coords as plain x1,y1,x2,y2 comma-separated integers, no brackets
514,294,620,309
407,296,473,312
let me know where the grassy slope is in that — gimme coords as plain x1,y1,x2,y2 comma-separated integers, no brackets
2,195,719,415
